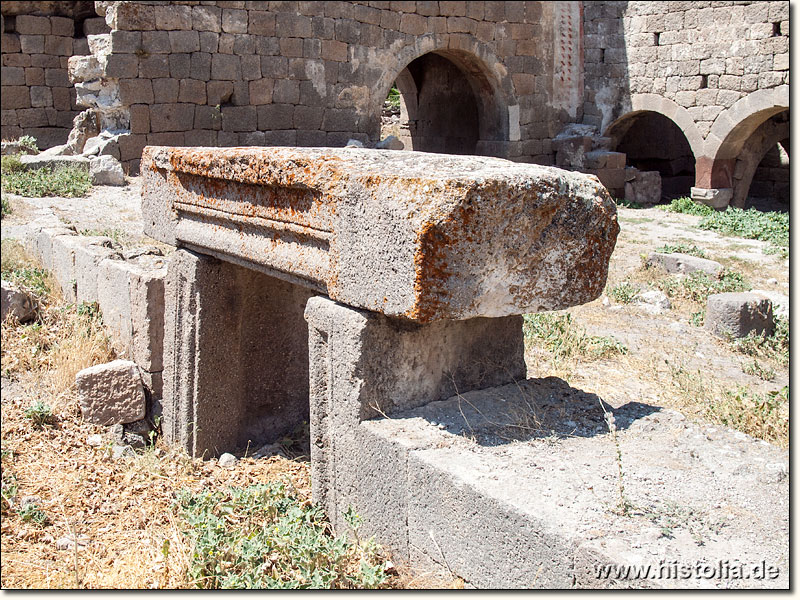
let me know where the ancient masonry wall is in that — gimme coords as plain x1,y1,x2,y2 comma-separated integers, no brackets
67,0,576,172
582,1,789,136
1,10,109,148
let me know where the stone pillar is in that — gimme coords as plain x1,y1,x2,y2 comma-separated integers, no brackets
304,295,526,558
690,187,733,210
163,249,315,457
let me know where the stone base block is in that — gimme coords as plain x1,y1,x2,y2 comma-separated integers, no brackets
705,292,775,338
647,252,723,277
691,187,733,210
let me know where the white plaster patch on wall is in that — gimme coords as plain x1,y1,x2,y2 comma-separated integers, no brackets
305,59,327,97
508,105,521,141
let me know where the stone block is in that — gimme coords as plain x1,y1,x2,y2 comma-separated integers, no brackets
154,4,192,30
222,8,248,33
192,5,222,32
221,105,257,132
19,34,45,54
588,168,626,194
153,78,179,103
691,187,732,209
304,295,525,558
248,10,275,35
623,169,661,206
585,150,626,170
149,103,194,132
128,261,167,373
210,53,241,80
96,258,134,348
321,39,348,62
705,293,775,339
44,35,73,56
162,250,316,456
248,78,273,105
15,15,50,35
647,252,723,277
1,280,36,323
50,234,87,301
76,360,146,425
29,86,53,108
107,2,155,30
90,155,126,186
142,30,170,54
141,147,620,322
74,239,122,304
178,79,206,104
1,33,22,53
104,54,139,79
138,54,170,79
1,86,30,110
272,79,300,104
119,79,154,106
169,53,191,79
2,66,26,87
43,68,69,88
169,30,200,53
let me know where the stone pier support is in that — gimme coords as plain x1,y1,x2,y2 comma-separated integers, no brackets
163,248,315,457
304,295,525,556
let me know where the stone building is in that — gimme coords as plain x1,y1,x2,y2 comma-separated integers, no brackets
0,1,790,209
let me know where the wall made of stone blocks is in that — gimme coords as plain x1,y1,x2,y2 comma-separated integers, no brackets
89,1,565,172
1,13,108,148
583,1,790,137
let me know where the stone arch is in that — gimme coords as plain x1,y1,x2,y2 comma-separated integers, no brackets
603,96,701,200
698,86,789,189
730,111,789,209
370,35,519,157
603,94,705,160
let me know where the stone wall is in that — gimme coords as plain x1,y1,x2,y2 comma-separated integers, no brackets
73,0,578,172
1,3,108,148
583,1,789,136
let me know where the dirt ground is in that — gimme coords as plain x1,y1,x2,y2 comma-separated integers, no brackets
0,180,789,588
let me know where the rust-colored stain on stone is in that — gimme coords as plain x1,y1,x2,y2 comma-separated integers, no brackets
141,146,619,322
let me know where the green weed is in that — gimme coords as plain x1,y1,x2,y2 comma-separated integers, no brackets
385,85,401,109
661,196,714,216
697,207,789,256
730,316,789,367
18,503,49,526
615,197,644,209
17,135,39,153
655,269,749,305
1,194,10,218
524,313,628,361
1,156,91,198
707,386,788,447
654,243,707,258
742,360,776,382
24,401,53,429
608,282,638,304
79,227,129,247
177,483,389,589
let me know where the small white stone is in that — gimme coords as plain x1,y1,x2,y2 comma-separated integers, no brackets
218,452,238,467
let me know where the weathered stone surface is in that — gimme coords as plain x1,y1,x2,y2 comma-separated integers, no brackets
19,154,90,171
691,187,733,210
1,279,36,322
705,292,775,339
624,169,661,207
304,295,526,555
89,155,125,185
76,359,146,425
375,135,404,150
142,146,619,322
633,289,671,314
647,252,723,277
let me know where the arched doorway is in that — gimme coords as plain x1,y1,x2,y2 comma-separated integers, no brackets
607,111,696,201
378,49,512,157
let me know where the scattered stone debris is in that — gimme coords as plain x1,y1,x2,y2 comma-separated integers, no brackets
633,289,671,314
1,279,37,323
751,289,789,321
345,139,364,148
375,135,404,150
218,453,238,468
86,433,104,447
1,141,38,156
89,155,125,186
705,292,775,339
75,359,145,425
111,444,136,460
646,252,723,277
56,534,90,551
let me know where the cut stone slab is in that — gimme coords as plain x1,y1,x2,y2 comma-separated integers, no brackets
705,292,775,339
691,187,732,210
89,155,125,186
19,154,90,171
1,279,36,322
76,359,145,425
624,169,661,207
360,379,789,589
142,146,619,322
647,252,723,277
585,150,625,170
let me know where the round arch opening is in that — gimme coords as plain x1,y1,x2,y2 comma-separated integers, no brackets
380,50,509,156
608,111,696,202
